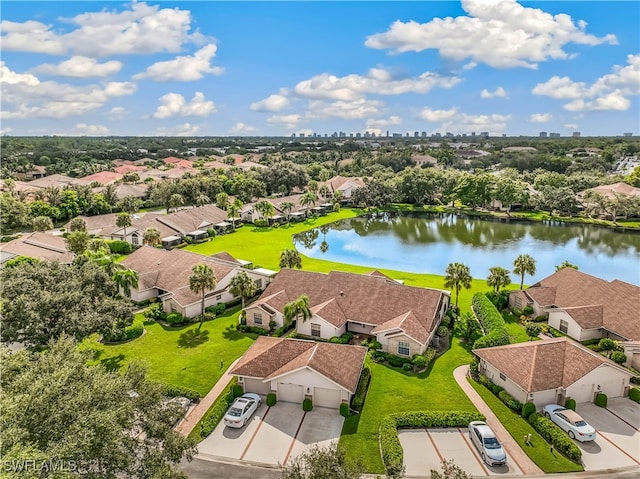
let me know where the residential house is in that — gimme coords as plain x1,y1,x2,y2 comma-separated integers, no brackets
411,154,438,167
120,246,276,317
509,268,639,367
25,174,91,189
474,337,634,408
244,269,450,357
230,336,367,408
0,232,74,265
240,194,309,223
579,182,640,200
80,171,124,185
322,176,365,202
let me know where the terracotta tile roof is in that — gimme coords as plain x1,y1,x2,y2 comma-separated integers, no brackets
121,246,236,306
114,164,146,174
526,268,640,340
0,232,73,264
163,156,183,164
474,337,632,392
230,336,367,392
586,182,640,198
257,269,447,346
80,171,124,185
204,160,232,170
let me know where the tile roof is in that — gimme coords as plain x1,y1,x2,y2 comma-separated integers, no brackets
154,205,227,235
26,174,91,189
80,171,124,185
0,232,74,264
256,269,447,345
371,311,429,344
323,176,365,193
524,268,640,340
586,182,640,198
230,336,367,392
474,337,633,392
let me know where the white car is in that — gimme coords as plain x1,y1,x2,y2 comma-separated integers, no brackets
223,393,262,428
543,404,596,442
468,421,507,466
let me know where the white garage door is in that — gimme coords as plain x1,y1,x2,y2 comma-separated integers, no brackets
314,387,342,408
277,383,304,403
244,378,270,395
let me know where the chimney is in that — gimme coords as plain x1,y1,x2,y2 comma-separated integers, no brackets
340,291,344,297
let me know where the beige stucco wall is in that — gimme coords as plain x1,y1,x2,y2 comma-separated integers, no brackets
480,361,530,405
548,310,603,341
243,305,277,329
129,287,158,303
567,365,631,403
383,334,424,357
508,290,531,311
297,315,345,339
268,367,351,403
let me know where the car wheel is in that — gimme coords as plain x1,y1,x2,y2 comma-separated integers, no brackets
243,418,248,427
568,430,575,439
258,399,262,407
544,412,551,418
481,453,486,464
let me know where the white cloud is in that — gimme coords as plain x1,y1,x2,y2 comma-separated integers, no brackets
134,44,223,82
33,56,122,78
153,92,215,119
293,67,460,101
152,122,202,137
417,106,510,135
530,113,553,123
1,127,13,135
305,99,382,120
108,106,127,120
1,62,136,119
481,86,508,99
296,129,314,137
230,122,258,134
75,123,109,135
0,3,204,57
266,114,302,130
365,0,616,69
366,116,402,129
564,123,579,130
250,93,290,112
533,54,639,111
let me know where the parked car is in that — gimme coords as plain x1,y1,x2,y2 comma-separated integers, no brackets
543,404,596,442
468,421,507,466
224,393,262,428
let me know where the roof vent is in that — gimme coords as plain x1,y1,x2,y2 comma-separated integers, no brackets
340,291,344,296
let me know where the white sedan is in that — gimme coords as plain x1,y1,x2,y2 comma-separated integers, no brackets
223,393,262,428
543,404,596,442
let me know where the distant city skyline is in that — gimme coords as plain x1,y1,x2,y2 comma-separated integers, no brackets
1,1,639,137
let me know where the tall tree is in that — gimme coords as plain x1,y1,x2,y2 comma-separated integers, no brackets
168,193,184,213
116,212,132,243
68,216,87,232
283,294,312,327
280,443,362,479
280,201,294,223
31,215,53,232
0,337,196,479
215,191,229,210
229,271,258,308
457,311,480,342
189,264,217,326
513,254,536,289
65,230,90,255
227,198,243,230
112,268,139,297
254,200,276,223
444,262,472,307
143,227,161,247
555,260,578,271
280,249,302,269
300,191,318,211
194,193,210,207
117,195,140,214
486,266,511,292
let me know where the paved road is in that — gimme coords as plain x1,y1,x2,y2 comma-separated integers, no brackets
178,457,280,479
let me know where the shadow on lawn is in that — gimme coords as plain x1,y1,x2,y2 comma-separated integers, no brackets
178,328,210,348
222,324,258,341
101,354,126,371
341,411,362,435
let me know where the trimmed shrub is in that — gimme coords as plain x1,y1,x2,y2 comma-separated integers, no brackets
498,390,522,412
564,398,577,411
339,402,349,417
271,325,290,337
402,362,413,371
165,385,201,403
529,412,582,462
236,324,269,335
533,315,548,322
232,384,244,398
266,393,277,407
486,290,509,310
595,392,607,408
411,355,427,369
302,398,313,412
351,367,371,412
253,219,269,228
521,402,536,419
380,411,486,477
166,312,185,325
599,338,616,351
436,325,449,337
107,240,132,254
328,332,354,344
269,320,277,331
472,293,510,349
629,387,640,403
610,351,627,364
200,381,236,437
123,322,144,340
523,305,534,315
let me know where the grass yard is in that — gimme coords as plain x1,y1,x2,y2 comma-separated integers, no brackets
503,311,537,344
469,379,583,473
81,307,257,397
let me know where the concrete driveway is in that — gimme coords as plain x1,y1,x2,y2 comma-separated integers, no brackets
574,401,640,471
399,427,524,477
197,401,344,466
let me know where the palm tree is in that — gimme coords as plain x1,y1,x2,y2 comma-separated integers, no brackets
254,200,275,224
167,193,184,213
444,262,472,307
300,191,317,214
280,201,294,223
143,227,161,247
283,294,311,328
486,266,511,292
84,248,121,276
195,194,210,207
229,271,257,308
227,198,243,230
318,184,331,201
513,254,536,289
279,249,302,269
215,192,229,210
189,264,217,327
117,195,140,214
116,212,132,243
555,260,578,271
112,268,139,297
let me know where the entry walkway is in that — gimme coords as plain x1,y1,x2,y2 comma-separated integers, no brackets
176,358,240,437
453,365,542,475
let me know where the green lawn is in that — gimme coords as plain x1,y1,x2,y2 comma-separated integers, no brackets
503,311,537,344
81,306,257,397
468,379,583,473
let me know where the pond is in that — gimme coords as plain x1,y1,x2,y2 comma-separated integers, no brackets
293,212,640,285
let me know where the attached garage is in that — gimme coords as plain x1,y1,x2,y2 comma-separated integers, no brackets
277,382,304,403
243,378,270,395
314,387,342,408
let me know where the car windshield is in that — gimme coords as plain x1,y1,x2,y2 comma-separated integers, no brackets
575,420,588,427
483,437,502,449
228,407,243,417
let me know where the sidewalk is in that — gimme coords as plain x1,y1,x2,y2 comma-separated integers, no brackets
176,358,241,437
453,365,542,475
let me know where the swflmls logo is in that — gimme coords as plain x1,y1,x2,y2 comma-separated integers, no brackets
1,459,102,472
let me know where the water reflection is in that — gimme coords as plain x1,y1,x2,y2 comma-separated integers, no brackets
293,212,640,284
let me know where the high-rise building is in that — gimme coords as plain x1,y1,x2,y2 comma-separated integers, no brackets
549,132,561,137
539,131,548,137
572,132,581,137
414,131,419,137
623,132,633,137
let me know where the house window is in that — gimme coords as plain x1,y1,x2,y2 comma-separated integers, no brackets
499,373,506,382
398,341,410,356
216,294,222,300
254,279,263,290
253,312,263,325
311,324,321,338
559,320,568,334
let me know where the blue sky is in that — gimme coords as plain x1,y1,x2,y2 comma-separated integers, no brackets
1,1,638,137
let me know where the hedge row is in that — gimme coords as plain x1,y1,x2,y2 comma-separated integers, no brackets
200,381,237,437
629,388,640,403
479,375,521,412
380,411,485,478
528,413,582,462
472,293,510,349
164,384,201,403
351,367,371,412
